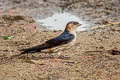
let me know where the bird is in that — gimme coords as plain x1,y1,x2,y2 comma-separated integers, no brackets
20,21,82,55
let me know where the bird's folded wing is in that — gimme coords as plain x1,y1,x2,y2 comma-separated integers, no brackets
20,43,52,54
46,33,75,46
20,32,75,54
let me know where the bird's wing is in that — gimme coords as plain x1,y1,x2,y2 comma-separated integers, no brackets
20,32,75,54
46,32,75,46
20,43,52,54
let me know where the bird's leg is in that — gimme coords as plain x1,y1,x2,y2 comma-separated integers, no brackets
57,51,66,59
57,52,62,56
57,50,70,60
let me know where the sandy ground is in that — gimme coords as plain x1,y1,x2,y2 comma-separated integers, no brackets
0,0,120,80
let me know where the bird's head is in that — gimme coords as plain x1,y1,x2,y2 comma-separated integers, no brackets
65,21,82,32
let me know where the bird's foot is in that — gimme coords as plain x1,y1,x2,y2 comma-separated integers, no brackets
57,52,62,56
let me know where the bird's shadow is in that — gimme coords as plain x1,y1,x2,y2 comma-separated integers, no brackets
10,53,71,64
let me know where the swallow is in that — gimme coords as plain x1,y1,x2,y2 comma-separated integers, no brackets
20,21,81,54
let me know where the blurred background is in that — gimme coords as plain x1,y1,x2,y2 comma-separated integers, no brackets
0,0,120,30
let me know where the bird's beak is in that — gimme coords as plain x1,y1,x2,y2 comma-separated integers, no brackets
77,23,82,26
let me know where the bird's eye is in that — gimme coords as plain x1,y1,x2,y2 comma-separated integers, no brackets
73,22,79,25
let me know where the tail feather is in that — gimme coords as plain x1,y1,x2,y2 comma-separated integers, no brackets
20,43,51,54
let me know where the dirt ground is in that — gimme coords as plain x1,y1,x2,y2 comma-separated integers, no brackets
0,0,120,80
